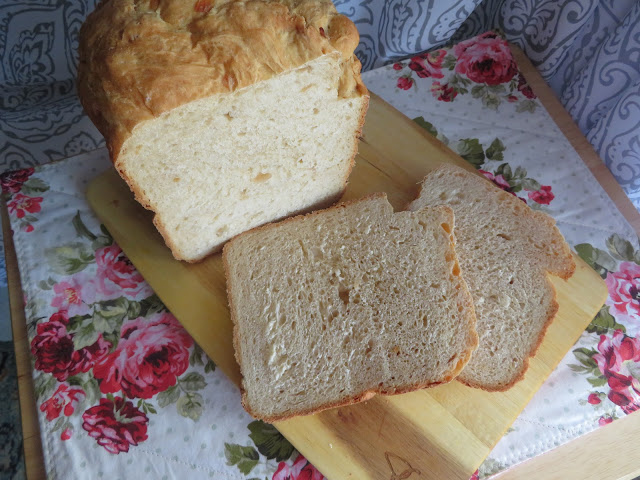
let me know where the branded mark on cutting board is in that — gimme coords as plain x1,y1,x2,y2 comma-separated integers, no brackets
385,451,421,480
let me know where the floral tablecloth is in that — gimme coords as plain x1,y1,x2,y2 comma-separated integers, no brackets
3,32,640,480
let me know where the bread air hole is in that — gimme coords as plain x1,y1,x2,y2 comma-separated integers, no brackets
440,223,452,234
365,339,375,355
497,233,511,241
338,287,350,305
252,172,271,183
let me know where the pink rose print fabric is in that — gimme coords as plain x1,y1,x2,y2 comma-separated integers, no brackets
1,167,35,194
40,384,86,421
606,262,640,324
93,313,192,399
51,273,96,316
82,397,149,454
571,236,640,429
409,49,446,79
593,330,640,413
453,32,517,85
393,30,537,113
95,245,153,300
7,192,43,218
273,455,323,480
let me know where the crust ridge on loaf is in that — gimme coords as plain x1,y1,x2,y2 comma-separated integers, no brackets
407,164,575,391
223,193,478,422
78,0,370,262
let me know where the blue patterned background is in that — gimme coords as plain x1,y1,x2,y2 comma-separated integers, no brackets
1,0,639,287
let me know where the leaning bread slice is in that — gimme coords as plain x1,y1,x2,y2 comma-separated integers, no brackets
224,193,478,421
407,164,575,391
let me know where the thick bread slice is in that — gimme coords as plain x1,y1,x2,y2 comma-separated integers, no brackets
78,0,369,262
223,193,478,422
407,164,575,391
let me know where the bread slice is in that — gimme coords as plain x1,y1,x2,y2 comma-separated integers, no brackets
77,0,369,262
223,193,478,421
407,164,575,391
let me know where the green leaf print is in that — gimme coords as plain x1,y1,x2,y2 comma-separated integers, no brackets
574,243,617,278
138,294,167,317
248,420,296,462
516,99,537,113
34,373,57,402
586,376,608,388
586,306,626,335
442,54,457,70
51,417,67,432
92,224,114,250
73,321,100,350
21,177,49,195
157,385,181,408
45,243,95,275
520,178,541,191
66,314,90,332
482,93,501,110
92,297,130,335
606,235,636,262
82,377,101,407
572,347,598,366
177,392,204,421
485,138,505,161
190,343,205,367
494,163,512,179
178,372,207,391
456,138,485,167
471,84,486,99
126,299,142,319
204,359,216,373
571,347,601,377
412,116,438,137
72,211,97,241
568,363,592,374
224,443,259,475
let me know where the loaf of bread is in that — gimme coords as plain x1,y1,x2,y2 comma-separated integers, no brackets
407,164,575,391
77,0,369,262
223,193,478,421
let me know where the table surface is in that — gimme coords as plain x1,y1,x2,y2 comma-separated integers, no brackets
4,42,640,480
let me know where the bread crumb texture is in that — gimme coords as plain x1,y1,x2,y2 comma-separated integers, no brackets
224,194,478,421
408,164,575,391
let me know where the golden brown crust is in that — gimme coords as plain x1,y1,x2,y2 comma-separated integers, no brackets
77,0,368,164
224,196,478,421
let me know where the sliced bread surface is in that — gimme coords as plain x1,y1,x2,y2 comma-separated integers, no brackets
224,193,478,421
407,164,575,391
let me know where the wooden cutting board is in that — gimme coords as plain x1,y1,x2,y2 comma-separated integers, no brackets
87,92,607,480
